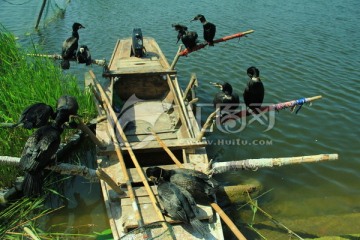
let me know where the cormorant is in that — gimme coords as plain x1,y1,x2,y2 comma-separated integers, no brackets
61,22,85,70
76,45,92,65
172,24,198,49
155,179,208,237
191,14,216,46
19,120,64,197
146,167,219,203
213,82,240,112
12,103,54,129
243,66,265,112
54,95,79,126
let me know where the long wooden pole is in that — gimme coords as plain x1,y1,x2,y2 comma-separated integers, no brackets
151,131,247,240
209,154,339,175
183,73,197,101
228,95,323,121
179,30,255,56
196,109,218,141
89,71,172,235
103,102,146,230
26,53,107,67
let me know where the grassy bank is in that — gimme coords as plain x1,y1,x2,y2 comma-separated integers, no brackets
0,27,97,188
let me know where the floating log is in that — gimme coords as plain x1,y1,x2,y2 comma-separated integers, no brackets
179,30,254,56
209,154,339,175
26,53,107,67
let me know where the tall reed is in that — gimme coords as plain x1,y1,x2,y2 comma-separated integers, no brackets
0,27,97,188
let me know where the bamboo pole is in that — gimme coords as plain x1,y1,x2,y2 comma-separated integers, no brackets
183,73,197,101
35,0,47,30
179,30,255,56
150,130,184,168
196,109,219,141
169,45,183,70
26,53,107,67
89,70,173,236
69,115,107,149
0,157,125,193
226,95,323,121
96,168,125,195
209,154,339,175
103,105,145,230
151,131,247,240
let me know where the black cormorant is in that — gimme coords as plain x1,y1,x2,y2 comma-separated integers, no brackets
61,22,85,69
243,66,265,112
19,120,64,197
191,14,216,46
172,24,198,49
146,167,219,203
12,103,54,129
155,179,208,237
76,45,92,65
213,82,240,112
54,95,79,126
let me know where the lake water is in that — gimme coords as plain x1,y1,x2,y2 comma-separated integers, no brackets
1,0,359,239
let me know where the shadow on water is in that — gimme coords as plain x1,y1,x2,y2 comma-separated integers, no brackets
41,138,110,237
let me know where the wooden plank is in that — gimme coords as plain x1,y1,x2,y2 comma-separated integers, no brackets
103,69,177,77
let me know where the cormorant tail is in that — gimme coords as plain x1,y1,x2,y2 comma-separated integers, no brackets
22,172,43,197
190,218,208,237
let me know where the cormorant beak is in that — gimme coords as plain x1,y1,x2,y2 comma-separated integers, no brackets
210,82,222,88
149,176,158,184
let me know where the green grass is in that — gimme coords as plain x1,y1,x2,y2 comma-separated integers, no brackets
0,27,97,188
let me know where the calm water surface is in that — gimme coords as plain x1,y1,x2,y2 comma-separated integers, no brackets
1,0,359,238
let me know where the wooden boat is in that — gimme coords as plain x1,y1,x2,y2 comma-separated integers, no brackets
85,33,226,239
85,29,258,239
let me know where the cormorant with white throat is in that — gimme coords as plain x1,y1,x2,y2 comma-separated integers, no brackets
76,45,92,65
61,22,85,69
243,66,265,112
191,14,216,46
212,82,240,112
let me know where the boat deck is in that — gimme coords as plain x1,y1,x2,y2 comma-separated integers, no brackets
87,36,224,239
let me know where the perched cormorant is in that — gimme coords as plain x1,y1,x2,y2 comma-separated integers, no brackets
191,14,216,46
155,179,208,237
19,121,64,197
76,45,92,65
243,66,265,112
12,103,54,129
146,167,219,203
54,95,79,128
61,22,85,70
172,24,198,49
213,82,240,112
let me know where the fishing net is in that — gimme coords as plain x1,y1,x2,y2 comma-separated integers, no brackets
121,221,175,240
